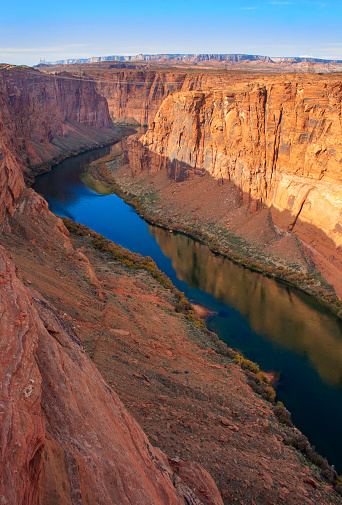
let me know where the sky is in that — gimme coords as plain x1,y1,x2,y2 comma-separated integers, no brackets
1,0,342,66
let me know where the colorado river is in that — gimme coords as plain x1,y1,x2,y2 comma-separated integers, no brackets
33,142,342,473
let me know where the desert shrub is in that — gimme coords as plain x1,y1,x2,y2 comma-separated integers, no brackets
225,347,237,360
266,386,276,403
273,402,293,427
174,293,193,313
237,356,260,375
321,465,338,484
231,254,241,261
244,370,276,403
284,434,311,453
257,371,268,384
307,450,325,467
185,312,206,327
283,434,340,484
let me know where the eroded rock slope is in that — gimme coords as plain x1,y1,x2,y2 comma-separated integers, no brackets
0,64,120,222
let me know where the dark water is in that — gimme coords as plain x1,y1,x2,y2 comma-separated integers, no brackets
33,143,342,473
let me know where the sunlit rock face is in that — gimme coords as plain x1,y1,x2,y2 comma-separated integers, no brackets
129,80,342,295
92,67,258,126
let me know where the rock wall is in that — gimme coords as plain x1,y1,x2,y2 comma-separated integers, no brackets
135,80,342,294
0,64,114,223
90,68,257,126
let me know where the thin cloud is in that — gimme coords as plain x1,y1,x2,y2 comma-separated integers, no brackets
269,2,292,4
321,43,342,46
319,48,342,54
0,44,87,53
241,6,259,9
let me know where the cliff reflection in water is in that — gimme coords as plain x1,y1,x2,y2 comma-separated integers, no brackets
150,226,342,387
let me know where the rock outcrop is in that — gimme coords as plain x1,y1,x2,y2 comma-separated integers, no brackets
131,79,342,295
42,66,257,126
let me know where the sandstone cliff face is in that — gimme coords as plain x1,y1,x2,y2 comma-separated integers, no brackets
0,64,115,223
85,68,255,125
96,70,190,125
134,80,342,294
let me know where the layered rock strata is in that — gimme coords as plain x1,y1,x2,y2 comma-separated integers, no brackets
0,63,227,505
45,53,342,73
42,65,258,125
130,80,342,295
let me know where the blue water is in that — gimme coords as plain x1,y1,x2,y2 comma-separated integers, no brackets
33,143,342,473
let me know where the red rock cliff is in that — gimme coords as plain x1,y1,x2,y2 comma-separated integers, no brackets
66,66,256,125
0,64,115,224
135,79,342,295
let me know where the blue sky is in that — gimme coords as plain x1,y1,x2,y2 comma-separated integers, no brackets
1,0,341,65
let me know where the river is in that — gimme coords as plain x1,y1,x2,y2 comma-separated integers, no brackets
33,142,342,473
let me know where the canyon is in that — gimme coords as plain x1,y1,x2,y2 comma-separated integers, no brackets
1,62,342,504
0,64,227,505
69,64,341,299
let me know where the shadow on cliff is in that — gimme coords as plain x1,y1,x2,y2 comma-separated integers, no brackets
123,136,209,182
123,137,342,300
270,205,342,299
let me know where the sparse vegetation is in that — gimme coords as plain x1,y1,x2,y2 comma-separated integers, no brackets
273,401,293,427
283,433,342,493
62,217,204,328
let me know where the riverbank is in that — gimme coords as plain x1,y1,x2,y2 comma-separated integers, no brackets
25,125,136,185
83,149,342,320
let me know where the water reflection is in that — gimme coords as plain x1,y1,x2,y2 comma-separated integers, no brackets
150,227,342,387
34,145,113,205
